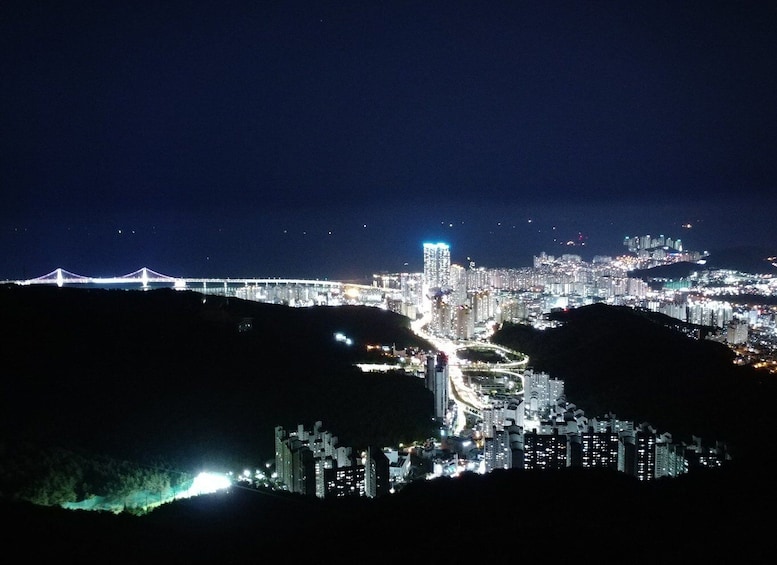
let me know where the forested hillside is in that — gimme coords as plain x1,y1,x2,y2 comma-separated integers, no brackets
491,303,777,466
0,284,438,499
2,286,774,560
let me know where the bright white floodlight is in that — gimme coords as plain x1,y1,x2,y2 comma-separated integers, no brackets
187,472,232,497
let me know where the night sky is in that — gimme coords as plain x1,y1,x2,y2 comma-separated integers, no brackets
2,1,776,281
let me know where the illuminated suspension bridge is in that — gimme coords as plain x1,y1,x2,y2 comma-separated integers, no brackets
4,267,395,306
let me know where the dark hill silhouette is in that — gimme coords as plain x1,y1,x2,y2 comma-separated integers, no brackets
702,245,777,274
628,260,699,280
0,284,437,471
1,463,769,561
491,302,777,467
1,286,773,560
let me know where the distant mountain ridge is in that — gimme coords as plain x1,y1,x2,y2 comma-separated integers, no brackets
629,245,777,279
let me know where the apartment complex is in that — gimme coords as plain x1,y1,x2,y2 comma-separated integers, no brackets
274,421,390,500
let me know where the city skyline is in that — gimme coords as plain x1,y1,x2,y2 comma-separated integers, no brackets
0,223,765,284
0,230,701,284
2,1,776,281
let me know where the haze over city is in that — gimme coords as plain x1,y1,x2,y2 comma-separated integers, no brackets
2,1,776,280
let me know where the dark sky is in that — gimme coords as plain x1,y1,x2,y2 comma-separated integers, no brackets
2,1,776,281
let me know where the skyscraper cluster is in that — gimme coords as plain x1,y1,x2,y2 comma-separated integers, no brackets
623,234,683,253
274,422,390,499
450,370,728,481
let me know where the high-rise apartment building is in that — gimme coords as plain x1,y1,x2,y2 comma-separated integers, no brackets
483,428,511,472
426,351,449,422
449,263,468,306
453,304,474,340
726,319,749,345
523,428,568,470
423,242,451,295
523,369,565,417
274,422,389,499
579,426,620,470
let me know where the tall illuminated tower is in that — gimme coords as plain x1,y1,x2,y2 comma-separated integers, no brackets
423,242,451,295
425,351,449,421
